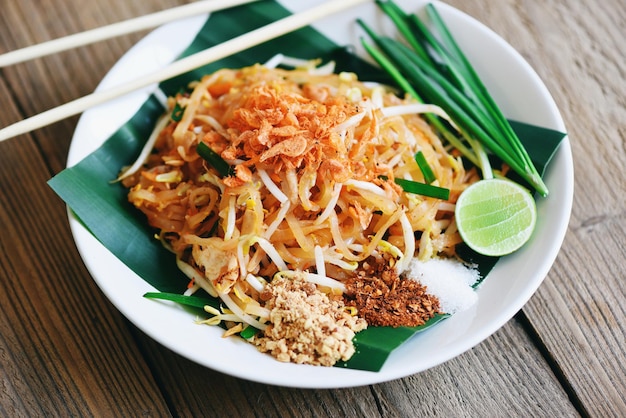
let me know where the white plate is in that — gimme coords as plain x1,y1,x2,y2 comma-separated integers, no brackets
66,0,573,388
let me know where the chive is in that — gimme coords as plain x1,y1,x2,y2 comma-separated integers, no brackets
414,151,436,184
144,292,219,309
358,32,479,166
170,102,185,122
405,12,479,104
362,0,549,196
368,31,523,177
239,325,259,340
357,30,421,100
423,4,539,176
379,38,526,176
373,1,430,63
197,141,233,178
415,2,546,193
380,175,450,200
394,178,450,200
389,43,529,178
171,87,190,122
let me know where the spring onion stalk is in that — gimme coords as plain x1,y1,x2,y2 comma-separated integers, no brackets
171,103,185,122
144,292,219,309
358,25,479,167
467,137,493,180
197,141,233,177
371,2,477,111
414,151,436,184
379,175,450,200
361,0,549,196
360,30,510,176
424,4,543,189
394,178,450,200
391,43,530,178
239,325,259,339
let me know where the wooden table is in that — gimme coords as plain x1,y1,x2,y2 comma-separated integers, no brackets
1,1,624,416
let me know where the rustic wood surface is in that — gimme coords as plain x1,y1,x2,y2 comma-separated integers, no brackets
0,0,624,416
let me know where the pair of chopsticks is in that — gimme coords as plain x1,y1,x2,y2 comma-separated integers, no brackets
0,0,371,142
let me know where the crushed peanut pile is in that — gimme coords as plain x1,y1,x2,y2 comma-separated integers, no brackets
253,274,367,366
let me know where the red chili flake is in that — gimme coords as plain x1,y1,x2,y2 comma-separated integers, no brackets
343,257,441,328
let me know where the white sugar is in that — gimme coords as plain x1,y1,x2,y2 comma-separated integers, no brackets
405,258,479,314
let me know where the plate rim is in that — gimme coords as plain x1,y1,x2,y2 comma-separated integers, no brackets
65,0,573,388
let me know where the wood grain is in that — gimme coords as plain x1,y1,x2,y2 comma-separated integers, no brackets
0,78,171,416
131,316,578,417
445,1,626,416
0,0,624,416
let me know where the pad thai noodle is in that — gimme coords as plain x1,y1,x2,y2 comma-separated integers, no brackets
120,61,479,366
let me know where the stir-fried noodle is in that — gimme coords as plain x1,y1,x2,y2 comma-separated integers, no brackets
121,63,478,365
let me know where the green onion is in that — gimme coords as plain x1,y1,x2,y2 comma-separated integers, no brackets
170,102,185,122
144,292,220,309
196,141,233,178
171,88,190,122
380,175,450,200
361,0,549,196
239,325,259,340
394,178,450,200
414,151,436,184
357,23,479,167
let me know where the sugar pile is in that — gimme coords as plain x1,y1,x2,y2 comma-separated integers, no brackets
405,258,479,314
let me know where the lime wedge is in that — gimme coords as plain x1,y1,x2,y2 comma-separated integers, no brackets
455,179,537,257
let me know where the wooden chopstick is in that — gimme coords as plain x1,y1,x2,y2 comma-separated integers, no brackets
0,0,372,143
0,0,258,67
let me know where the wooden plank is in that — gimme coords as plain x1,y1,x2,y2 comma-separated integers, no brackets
0,1,187,415
0,73,171,417
447,0,626,415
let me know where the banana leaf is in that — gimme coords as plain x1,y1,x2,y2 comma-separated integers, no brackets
48,1,566,372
